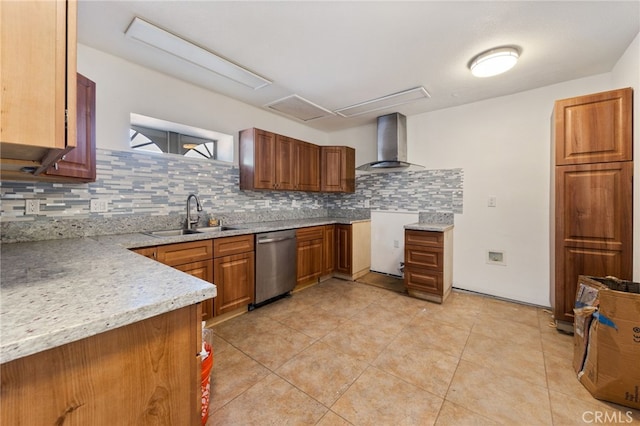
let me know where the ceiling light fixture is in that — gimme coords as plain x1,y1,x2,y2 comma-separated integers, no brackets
125,17,272,90
335,87,431,118
468,46,520,78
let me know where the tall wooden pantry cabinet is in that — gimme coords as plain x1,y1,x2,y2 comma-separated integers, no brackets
550,88,633,333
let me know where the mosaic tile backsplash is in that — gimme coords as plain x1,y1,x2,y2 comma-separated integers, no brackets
1,149,463,241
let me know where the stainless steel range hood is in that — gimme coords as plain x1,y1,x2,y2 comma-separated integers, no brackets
356,113,424,172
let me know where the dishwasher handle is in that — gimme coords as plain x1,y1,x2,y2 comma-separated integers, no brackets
257,236,295,244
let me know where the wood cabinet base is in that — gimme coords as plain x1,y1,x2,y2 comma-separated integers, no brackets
404,228,453,304
1,305,202,425
407,287,451,304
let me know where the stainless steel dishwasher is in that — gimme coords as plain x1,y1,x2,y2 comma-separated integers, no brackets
252,229,297,309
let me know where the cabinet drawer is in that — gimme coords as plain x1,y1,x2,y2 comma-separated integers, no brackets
214,234,254,257
404,268,442,294
405,246,443,270
156,240,213,266
296,226,325,242
405,230,443,248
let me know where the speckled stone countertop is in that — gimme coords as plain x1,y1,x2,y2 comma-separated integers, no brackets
1,217,369,363
0,238,217,364
404,222,454,232
95,217,370,249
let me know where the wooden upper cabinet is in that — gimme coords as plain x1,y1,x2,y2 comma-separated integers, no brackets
554,88,632,166
296,140,320,191
0,0,77,177
239,128,348,193
321,146,355,193
275,135,296,190
45,73,96,182
240,128,276,190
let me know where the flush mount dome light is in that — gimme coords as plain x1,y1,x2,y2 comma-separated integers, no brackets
469,46,520,78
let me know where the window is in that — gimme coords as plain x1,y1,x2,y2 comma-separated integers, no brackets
129,113,234,163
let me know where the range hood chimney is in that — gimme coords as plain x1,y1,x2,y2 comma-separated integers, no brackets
356,113,424,172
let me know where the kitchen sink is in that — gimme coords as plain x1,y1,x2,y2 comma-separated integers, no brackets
143,229,202,237
195,225,243,232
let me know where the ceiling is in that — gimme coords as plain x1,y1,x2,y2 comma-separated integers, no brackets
78,1,640,132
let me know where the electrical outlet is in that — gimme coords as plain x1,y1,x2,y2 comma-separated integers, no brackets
487,250,506,266
291,200,300,208
90,199,109,213
488,196,497,207
264,199,270,208
393,239,399,248
25,199,40,215
364,199,371,208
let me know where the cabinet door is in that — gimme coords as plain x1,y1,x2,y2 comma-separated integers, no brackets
174,260,214,320
296,238,323,286
0,0,76,168
296,141,320,191
45,73,96,181
335,225,352,274
214,252,255,315
275,135,296,190
321,146,355,193
554,161,633,323
323,225,336,275
554,88,632,165
253,129,277,189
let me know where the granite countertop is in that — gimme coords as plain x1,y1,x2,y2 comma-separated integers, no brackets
96,217,370,249
404,222,454,232
0,238,217,364
0,216,370,363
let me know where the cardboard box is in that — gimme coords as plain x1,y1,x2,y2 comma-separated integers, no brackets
573,276,640,409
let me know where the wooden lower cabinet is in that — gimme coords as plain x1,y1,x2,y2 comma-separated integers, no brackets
552,161,633,327
323,225,336,277
335,224,352,276
132,240,215,320
213,235,255,316
334,222,371,280
175,260,214,319
296,226,324,287
404,228,453,304
214,252,255,315
1,304,202,425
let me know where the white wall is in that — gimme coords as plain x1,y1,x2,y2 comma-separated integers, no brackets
77,44,329,160
610,33,640,281
329,32,640,306
406,74,613,306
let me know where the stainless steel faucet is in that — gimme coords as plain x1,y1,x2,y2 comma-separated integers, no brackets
186,194,203,230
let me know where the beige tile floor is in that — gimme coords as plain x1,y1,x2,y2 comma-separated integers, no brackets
206,278,640,425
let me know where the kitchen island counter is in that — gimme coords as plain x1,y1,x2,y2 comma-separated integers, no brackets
0,237,217,364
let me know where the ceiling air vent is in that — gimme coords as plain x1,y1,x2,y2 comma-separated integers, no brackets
335,87,430,118
265,95,334,121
